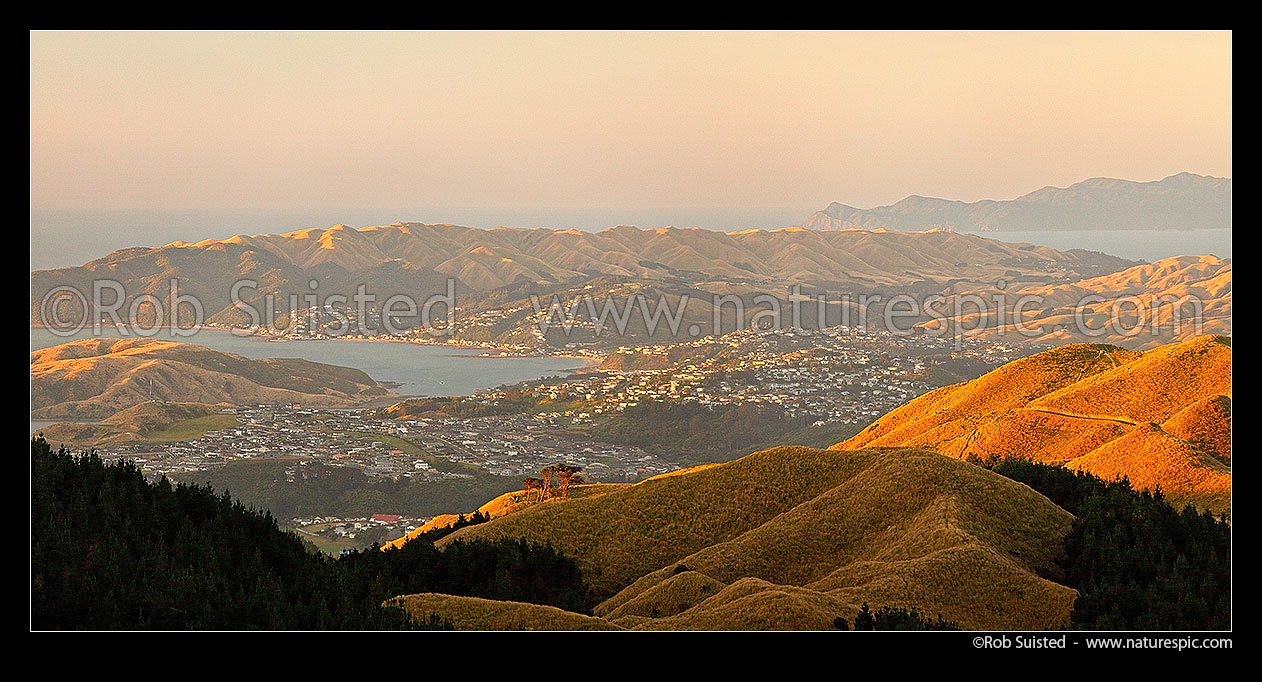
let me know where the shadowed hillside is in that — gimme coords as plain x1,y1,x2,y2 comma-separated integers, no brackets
33,401,237,449
31,223,1134,327
836,335,1231,516
31,338,390,419
393,446,1078,630
389,594,622,631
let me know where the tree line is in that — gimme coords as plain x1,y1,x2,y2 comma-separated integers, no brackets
982,457,1231,630
590,401,815,466
834,603,960,631
521,463,584,501
31,437,593,630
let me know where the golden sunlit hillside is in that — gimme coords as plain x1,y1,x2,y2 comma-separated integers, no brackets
31,338,391,419
381,482,632,550
29,30,1233,635
31,224,1134,327
836,335,1231,516
151,223,1133,289
918,255,1231,349
1162,395,1232,463
392,446,1077,630
1061,424,1231,515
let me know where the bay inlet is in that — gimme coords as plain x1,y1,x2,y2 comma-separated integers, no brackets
30,327,587,399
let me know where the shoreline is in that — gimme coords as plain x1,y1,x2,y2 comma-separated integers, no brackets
32,324,604,364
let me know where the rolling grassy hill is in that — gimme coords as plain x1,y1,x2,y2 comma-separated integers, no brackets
917,255,1231,349
31,338,391,419
32,401,237,449
390,446,1078,630
389,594,621,631
32,224,1134,335
835,335,1231,516
381,482,632,550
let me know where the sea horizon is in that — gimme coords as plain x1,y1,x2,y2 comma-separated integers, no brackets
31,207,1231,270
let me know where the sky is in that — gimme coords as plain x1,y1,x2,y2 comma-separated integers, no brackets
30,31,1230,215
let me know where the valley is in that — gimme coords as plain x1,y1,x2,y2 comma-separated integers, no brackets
30,337,392,420
28,29,1233,637
29,224,1233,631
34,321,1032,552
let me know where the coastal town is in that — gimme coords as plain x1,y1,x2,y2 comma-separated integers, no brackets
50,323,1035,552
89,403,677,485
486,325,1033,427
83,324,1031,476
290,514,430,555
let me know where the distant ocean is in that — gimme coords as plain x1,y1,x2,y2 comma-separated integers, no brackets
30,208,1229,270
965,229,1231,263
29,207,810,271
30,326,585,399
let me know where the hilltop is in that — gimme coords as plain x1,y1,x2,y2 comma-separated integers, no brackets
918,255,1231,349
391,446,1078,630
31,338,390,419
31,224,1133,328
836,335,1231,516
381,482,632,550
32,401,237,449
803,173,1231,232
135,223,1132,289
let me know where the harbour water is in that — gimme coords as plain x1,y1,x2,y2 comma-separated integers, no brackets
967,229,1231,262
30,327,587,398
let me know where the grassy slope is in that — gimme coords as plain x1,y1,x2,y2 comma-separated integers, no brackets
144,414,240,442
33,402,238,449
836,335,1231,516
598,449,1075,630
381,482,631,550
406,446,1076,630
390,594,621,631
31,338,388,419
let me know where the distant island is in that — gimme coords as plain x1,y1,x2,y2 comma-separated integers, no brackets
803,172,1231,232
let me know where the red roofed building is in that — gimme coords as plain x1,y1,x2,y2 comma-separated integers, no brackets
371,514,404,523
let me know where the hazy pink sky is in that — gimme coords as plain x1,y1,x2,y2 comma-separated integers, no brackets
30,31,1231,211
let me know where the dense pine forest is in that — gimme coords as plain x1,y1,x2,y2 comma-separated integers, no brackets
984,458,1231,630
31,437,591,630
31,435,1231,630
836,604,960,631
